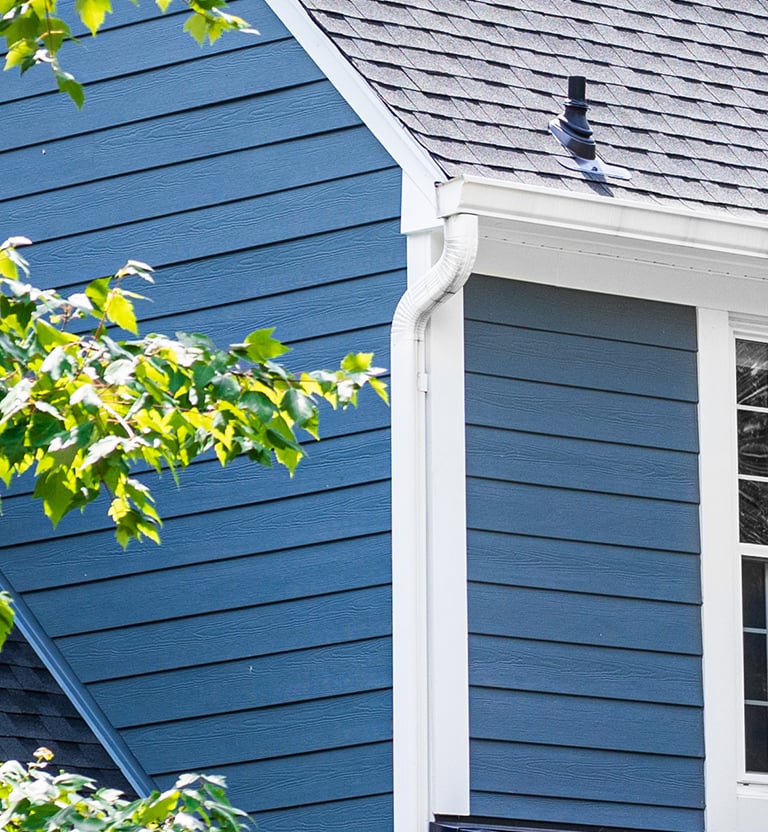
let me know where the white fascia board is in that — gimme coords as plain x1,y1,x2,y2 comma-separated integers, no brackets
437,176,768,263
263,0,444,226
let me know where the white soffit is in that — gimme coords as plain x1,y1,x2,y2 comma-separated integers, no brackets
437,176,768,268
264,0,445,220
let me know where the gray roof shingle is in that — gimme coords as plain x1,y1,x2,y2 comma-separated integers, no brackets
0,628,136,795
299,0,768,216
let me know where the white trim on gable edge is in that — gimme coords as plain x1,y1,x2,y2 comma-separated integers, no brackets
262,0,445,231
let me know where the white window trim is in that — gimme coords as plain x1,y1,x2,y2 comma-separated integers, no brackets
698,313,768,830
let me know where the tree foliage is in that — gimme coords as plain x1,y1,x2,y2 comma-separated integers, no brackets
0,748,250,832
0,238,387,548
0,0,256,106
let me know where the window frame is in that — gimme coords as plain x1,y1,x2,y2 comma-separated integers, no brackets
733,327,768,789
699,311,768,831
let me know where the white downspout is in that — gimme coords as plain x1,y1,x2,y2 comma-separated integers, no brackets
391,212,479,832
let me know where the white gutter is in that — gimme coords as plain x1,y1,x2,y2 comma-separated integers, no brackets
438,176,768,261
391,212,478,832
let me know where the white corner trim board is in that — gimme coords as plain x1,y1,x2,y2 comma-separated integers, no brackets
391,214,478,832
697,308,744,832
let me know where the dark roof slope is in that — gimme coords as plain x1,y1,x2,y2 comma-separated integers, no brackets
299,0,768,216
0,628,135,795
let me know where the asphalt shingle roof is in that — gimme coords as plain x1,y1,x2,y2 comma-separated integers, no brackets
299,0,768,216
0,627,136,795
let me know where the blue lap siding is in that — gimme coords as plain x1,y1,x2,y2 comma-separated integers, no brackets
0,4,402,829
464,276,703,832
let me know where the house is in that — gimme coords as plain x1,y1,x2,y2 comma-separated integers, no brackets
0,1,767,831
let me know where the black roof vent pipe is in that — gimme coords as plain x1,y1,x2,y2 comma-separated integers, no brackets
548,75,631,181
549,75,596,160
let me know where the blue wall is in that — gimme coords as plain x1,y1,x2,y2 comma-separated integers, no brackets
464,276,703,832
0,4,402,829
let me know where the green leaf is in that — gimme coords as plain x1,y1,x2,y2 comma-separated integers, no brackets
74,0,112,35
0,237,31,279
211,373,240,402
341,352,374,372
104,291,138,334
35,319,79,348
28,410,65,448
85,276,110,312
4,38,36,70
0,592,14,652
369,376,389,404
55,70,84,108
239,390,275,422
283,388,315,428
34,467,77,526
0,251,17,279
191,362,215,391
41,16,73,52
244,328,290,362
182,11,207,45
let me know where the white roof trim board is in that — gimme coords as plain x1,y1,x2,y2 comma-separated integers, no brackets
438,176,768,261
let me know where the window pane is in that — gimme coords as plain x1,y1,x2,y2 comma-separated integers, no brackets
739,410,768,477
744,632,768,701
740,481,768,544
737,340,768,407
746,705,768,772
743,560,767,629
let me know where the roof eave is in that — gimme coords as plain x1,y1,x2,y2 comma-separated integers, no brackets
437,175,768,264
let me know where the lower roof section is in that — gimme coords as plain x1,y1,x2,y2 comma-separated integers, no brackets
0,626,135,796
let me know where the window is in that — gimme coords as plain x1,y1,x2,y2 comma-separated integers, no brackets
737,338,768,777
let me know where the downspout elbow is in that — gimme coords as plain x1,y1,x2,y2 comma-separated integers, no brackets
392,213,479,345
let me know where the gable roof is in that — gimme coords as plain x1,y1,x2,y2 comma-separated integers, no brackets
298,0,768,218
0,627,135,795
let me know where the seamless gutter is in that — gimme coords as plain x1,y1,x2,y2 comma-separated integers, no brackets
437,176,768,262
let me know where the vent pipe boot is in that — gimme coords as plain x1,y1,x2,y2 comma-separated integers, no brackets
548,75,631,181
549,75,596,160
